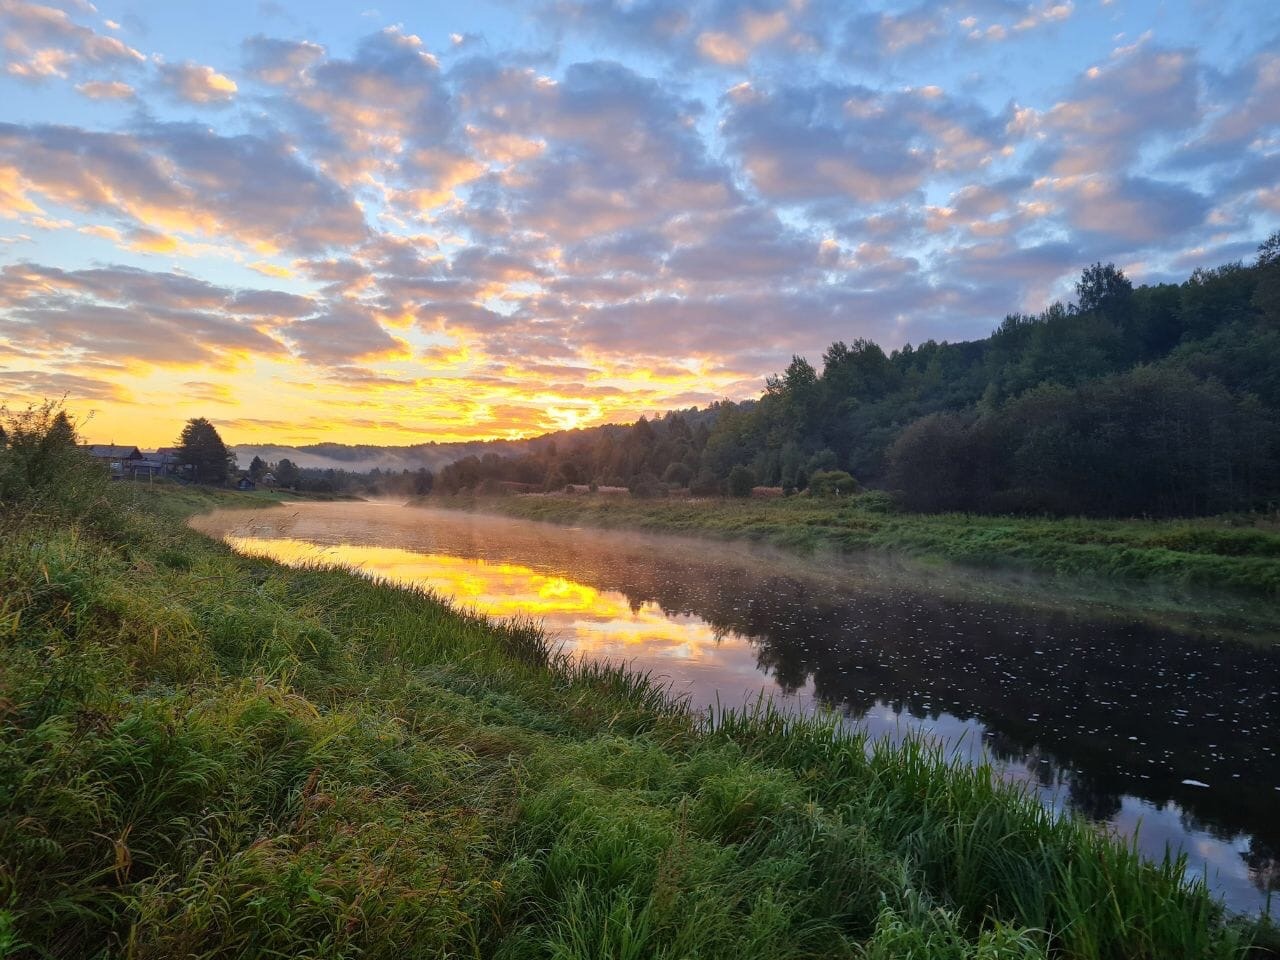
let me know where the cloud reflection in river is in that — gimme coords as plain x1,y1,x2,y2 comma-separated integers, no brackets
223,534,818,712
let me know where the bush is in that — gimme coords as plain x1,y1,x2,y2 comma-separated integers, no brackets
476,477,511,496
808,470,859,497
0,403,115,524
689,470,721,497
661,462,693,487
628,472,668,499
727,465,755,498
854,490,897,513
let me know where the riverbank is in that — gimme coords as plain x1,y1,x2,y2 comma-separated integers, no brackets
421,493,1280,610
1,461,1271,956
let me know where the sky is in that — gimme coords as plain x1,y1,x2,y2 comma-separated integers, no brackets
1,0,1278,448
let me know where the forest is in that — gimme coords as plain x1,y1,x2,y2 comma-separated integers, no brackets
433,236,1280,518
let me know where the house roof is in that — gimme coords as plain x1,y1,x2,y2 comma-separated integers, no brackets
83,445,142,459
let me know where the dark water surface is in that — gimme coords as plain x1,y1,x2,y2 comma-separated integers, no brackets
192,501,1280,915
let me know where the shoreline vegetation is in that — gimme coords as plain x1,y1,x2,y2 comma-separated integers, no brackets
3,416,1276,957
416,492,1280,630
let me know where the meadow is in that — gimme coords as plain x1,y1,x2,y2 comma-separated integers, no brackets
1,423,1274,958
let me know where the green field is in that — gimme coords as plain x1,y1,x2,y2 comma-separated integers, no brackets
2,434,1274,957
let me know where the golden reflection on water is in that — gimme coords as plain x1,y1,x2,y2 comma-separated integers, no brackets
223,536,777,693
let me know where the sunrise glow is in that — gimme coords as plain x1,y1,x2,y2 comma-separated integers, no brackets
1,1,1277,447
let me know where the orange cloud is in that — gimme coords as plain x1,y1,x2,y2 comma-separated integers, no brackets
157,61,238,103
75,79,133,99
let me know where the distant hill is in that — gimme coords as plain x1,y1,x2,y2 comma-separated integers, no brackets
229,439,531,474
230,407,729,475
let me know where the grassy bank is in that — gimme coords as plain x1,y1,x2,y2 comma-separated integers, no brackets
1,436,1272,956
422,494,1280,603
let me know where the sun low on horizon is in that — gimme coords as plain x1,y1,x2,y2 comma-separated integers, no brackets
1,0,1277,449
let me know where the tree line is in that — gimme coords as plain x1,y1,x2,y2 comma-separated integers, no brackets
172,420,436,498
245,454,435,497
435,235,1280,517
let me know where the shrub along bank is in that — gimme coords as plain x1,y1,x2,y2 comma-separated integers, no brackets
1,410,1270,958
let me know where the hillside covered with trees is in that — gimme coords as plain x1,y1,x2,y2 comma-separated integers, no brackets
435,237,1280,518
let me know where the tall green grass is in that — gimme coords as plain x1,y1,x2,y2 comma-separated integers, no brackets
1,409,1271,957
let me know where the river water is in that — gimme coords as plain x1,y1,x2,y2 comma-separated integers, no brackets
191,501,1280,915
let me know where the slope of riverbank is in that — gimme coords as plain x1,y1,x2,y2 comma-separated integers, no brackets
421,493,1280,604
2,451,1272,956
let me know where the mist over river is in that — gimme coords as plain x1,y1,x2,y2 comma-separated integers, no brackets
192,501,1280,915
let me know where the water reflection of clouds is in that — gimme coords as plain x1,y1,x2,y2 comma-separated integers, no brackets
1110,796,1260,913
225,532,815,713
859,700,1264,910
227,535,745,656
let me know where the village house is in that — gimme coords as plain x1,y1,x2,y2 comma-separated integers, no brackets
82,444,143,480
146,447,183,476
81,445,187,481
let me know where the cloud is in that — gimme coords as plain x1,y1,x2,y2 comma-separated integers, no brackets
1047,174,1210,246
246,27,461,192
0,261,291,367
282,301,408,364
156,60,238,104
0,260,442,378
248,259,294,279
1036,43,1201,177
453,58,738,243
544,0,697,56
547,1,842,71
691,5,795,65
242,34,324,84
74,78,133,98
663,206,822,287
721,81,1010,205
0,121,369,254
961,1,1076,42
6,46,73,78
0,368,130,402
549,0,1076,69
1172,50,1280,169
5,300,278,368
180,380,235,403
841,6,947,62
228,288,316,318
573,289,882,362
696,30,749,66
0,0,144,81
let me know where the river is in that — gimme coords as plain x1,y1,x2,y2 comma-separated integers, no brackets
191,500,1280,915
